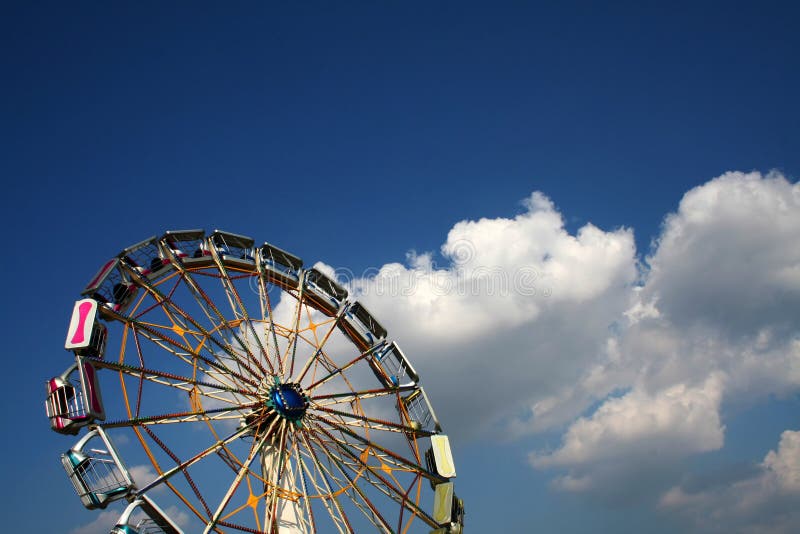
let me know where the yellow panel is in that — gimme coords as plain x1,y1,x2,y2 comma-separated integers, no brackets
432,435,456,478
433,482,454,525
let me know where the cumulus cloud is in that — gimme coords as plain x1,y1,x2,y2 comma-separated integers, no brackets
530,374,725,470
644,171,800,340
526,375,726,503
69,509,121,534
498,171,799,505
342,191,637,438
660,430,800,533
128,463,166,495
289,170,800,523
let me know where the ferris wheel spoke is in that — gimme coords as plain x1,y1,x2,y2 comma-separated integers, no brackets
310,414,442,487
308,430,395,533
349,458,423,534
111,357,253,405
291,430,318,533
315,434,418,486
298,430,356,534
300,436,354,532
309,421,439,529
94,353,257,398
311,421,416,488
160,295,263,382
310,385,414,407
131,326,252,395
138,425,215,519
284,283,307,379
305,343,385,392
135,422,257,496
101,402,259,428
131,426,260,529
107,306,261,389
306,445,382,532
256,270,287,377
297,451,346,534
157,290,267,384
211,251,274,377
106,310,258,392
203,431,270,534
294,307,346,384
312,405,433,436
306,431,418,533
166,259,269,381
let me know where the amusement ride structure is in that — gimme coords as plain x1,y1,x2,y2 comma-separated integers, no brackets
45,229,465,533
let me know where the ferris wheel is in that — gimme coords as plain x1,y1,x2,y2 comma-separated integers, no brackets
45,229,465,534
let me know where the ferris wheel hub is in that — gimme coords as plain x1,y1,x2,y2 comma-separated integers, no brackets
268,382,308,423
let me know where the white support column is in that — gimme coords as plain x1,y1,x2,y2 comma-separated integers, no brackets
261,434,308,534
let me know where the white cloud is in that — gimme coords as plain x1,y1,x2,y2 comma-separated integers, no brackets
505,171,800,504
526,375,726,503
344,191,637,437
530,374,725,469
764,431,800,492
69,508,121,534
643,170,800,341
660,430,800,533
128,463,166,495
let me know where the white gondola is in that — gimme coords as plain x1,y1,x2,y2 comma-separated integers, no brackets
339,301,387,352
302,268,348,316
425,434,456,479
369,341,419,389
110,494,185,534
162,229,213,267
82,258,137,314
431,482,464,534
119,236,174,281
46,357,105,434
61,426,135,509
399,386,441,434
64,298,108,358
210,230,255,270
259,241,303,290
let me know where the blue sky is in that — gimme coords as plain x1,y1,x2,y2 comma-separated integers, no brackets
3,2,800,533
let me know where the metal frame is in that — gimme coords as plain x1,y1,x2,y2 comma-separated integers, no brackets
368,341,419,389
61,426,134,509
259,241,303,290
302,267,348,316
163,229,214,267
210,229,255,270
81,258,138,314
339,301,387,352
119,236,175,281
49,229,464,532
400,386,442,434
45,356,105,434
111,494,185,534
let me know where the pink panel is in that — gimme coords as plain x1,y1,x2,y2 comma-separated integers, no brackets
69,301,93,345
